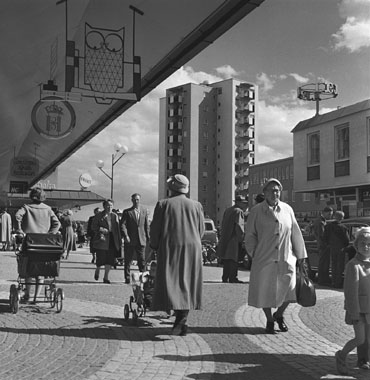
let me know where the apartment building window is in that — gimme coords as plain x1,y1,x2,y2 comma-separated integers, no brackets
202,172,208,178
202,185,207,192
335,124,350,177
203,132,209,139
292,191,296,202
367,117,370,172
303,193,311,202
203,145,208,152
202,158,208,165
307,132,320,181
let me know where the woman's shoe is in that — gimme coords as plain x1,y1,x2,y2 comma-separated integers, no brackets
94,271,99,281
103,278,111,284
273,312,288,332
335,350,348,375
265,321,276,334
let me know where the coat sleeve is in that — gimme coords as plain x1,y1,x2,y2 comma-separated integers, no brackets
120,210,129,242
344,262,360,320
15,206,26,231
244,208,258,258
199,203,205,238
235,209,245,242
149,202,163,250
144,211,150,240
49,210,61,234
290,208,307,259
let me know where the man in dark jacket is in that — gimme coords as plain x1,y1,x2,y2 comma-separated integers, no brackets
313,206,333,285
322,210,349,288
217,195,248,283
120,193,150,284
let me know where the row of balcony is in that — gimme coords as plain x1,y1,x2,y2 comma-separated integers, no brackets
235,141,254,152
236,128,255,139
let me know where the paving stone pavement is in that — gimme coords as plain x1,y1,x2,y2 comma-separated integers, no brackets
0,248,369,379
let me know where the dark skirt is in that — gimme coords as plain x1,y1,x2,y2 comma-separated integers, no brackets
95,233,117,267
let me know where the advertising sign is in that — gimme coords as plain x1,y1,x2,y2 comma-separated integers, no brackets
10,157,39,178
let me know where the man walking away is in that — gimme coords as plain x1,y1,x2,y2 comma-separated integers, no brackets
313,206,333,285
217,195,248,283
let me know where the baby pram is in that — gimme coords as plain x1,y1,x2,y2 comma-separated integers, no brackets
9,233,65,314
124,259,156,322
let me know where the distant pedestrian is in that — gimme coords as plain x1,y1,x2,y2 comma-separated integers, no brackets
87,207,101,263
91,199,121,284
60,209,76,259
245,178,307,334
313,206,333,285
217,195,248,283
335,227,370,375
120,193,150,284
322,210,349,288
150,174,205,336
0,208,12,251
76,222,86,248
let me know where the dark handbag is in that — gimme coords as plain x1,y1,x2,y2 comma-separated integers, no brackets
296,260,316,307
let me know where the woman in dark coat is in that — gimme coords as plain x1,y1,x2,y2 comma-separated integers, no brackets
91,199,121,284
150,174,205,336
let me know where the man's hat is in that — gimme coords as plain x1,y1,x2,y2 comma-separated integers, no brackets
234,195,248,203
167,174,189,194
323,206,333,212
262,178,283,192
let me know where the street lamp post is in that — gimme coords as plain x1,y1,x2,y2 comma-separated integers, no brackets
96,143,128,200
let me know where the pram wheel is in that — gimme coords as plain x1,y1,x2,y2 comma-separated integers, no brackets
124,304,130,320
55,288,64,313
9,284,19,314
45,283,56,305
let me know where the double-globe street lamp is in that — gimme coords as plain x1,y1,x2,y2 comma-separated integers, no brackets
96,143,128,200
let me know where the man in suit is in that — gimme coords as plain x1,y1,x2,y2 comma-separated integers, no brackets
120,193,150,283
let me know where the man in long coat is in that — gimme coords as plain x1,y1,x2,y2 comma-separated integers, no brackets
150,174,204,336
217,195,248,283
245,178,307,334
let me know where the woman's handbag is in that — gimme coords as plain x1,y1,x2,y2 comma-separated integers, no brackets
296,260,316,307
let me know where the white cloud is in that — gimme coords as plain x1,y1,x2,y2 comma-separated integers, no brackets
256,72,275,92
289,73,310,84
332,0,370,52
255,101,316,164
215,65,243,79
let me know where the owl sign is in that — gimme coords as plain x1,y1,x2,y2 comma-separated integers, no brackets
84,24,124,93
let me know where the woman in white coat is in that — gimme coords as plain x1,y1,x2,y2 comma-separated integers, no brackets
245,178,307,334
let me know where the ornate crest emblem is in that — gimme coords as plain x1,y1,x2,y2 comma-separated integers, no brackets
31,97,76,139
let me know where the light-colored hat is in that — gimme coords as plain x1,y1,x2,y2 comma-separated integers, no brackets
262,178,283,192
167,174,189,194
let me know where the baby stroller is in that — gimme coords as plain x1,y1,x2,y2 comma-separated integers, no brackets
9,233,65,314
124,259,156,322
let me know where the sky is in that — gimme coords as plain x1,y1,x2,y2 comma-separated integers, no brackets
56,0,370,220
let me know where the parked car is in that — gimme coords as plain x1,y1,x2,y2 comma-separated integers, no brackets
304,217,370,280
202,218,218,245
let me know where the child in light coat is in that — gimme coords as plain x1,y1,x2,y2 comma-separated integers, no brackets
336,227,370,375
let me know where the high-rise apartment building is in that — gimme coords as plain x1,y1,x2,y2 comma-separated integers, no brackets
158,79,257,225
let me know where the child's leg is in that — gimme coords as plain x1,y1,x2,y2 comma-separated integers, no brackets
342,320,366,357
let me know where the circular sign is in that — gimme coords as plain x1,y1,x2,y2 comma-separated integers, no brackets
31,96,76,139
79,173,92,189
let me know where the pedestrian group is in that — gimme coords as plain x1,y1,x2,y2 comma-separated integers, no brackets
9,175,370,373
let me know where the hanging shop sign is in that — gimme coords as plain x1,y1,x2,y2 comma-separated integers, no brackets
79,173,92,189
31,96,76,139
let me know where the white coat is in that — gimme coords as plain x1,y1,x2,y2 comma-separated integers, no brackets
245,200,307,308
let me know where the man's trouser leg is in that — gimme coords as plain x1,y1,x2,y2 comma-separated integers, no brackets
317,246,331,284
124,244,134,283
135,245,146,272
229,260,239,282
222,259,231,282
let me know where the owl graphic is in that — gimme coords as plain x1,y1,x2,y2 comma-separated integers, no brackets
84,23,124,93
